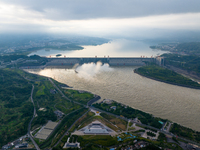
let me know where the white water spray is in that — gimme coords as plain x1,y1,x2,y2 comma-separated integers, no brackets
75,62,113,79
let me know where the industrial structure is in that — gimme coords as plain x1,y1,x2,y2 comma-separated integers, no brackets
46,57,156,66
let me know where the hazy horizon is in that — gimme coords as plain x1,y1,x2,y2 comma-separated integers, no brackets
0,0,200,40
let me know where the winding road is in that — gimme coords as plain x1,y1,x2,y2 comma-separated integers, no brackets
48,77,200,148
28,85,40,150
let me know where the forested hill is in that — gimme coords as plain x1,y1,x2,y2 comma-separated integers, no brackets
0,69,33,147
176,42,200,53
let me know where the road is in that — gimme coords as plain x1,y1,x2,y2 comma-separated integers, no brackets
28,85,40,150
90,106,200,147
49,77,200,148
48,78,86,107
53,110,89,148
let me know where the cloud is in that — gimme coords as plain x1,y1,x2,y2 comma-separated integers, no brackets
0,0,200,36
1,0,200,20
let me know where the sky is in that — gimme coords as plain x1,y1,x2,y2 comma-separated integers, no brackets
1,0,200,38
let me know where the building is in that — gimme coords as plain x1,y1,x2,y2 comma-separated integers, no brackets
63,137,80,149
78,120,116,135
15,143,28,148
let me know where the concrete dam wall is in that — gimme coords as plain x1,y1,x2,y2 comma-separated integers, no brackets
46,57,154,66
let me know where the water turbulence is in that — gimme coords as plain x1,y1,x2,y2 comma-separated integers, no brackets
75,62,113,79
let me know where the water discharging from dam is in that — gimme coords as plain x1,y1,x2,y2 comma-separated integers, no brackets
26,65,200,131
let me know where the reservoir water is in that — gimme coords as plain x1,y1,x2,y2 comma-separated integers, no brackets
27,39,200,131
28,39,165,57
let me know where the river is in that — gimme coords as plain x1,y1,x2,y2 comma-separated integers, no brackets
26,65,200,131
26,39,200,131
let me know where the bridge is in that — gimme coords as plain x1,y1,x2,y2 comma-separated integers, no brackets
46,57,155,66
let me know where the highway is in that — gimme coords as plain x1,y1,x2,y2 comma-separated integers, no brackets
28,85,40,150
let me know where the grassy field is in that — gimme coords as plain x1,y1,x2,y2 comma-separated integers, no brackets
55,101,81,114
100,113,128,131
63,89,94,105
30,78,83,130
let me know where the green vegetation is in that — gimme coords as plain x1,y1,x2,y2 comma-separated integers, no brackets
55,101,81,114
138,144,162,150
101,113,128,131
133,129,145,133
129,121,133,127
42,44,84,50
172,137,179,144
144,127,157,133
77,135,118,147
0,67,89,147
69,111,95,132
147,131,156,137
135,65,200,88
64,89,94,105
150,42,200,55
162,53,200,74
93,101,166,129
0,54,48,68
158,132,167,142
0,69,33,147
170,123,200,143
39,108,88,149
176,42,200,54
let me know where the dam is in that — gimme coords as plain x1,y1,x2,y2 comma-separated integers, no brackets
46,57,157,66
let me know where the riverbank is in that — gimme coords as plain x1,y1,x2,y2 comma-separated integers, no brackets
134,65,200,89
166,65,200,82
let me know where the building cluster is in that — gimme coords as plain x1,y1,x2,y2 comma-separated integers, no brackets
50,89,57,94
63,137,80,149
2,135,29,150
151,44,178,52
54,110,64,119
0,40,71,54
110,140,148,150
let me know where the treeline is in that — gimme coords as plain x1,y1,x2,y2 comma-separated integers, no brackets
176,42,200,53
136,65,200,88
31,108,57,128
162,53,200,74
93,102,165,129
170,123,200,143
0,54,48,67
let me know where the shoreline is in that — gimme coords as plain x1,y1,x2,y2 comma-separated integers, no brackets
134,68,200,90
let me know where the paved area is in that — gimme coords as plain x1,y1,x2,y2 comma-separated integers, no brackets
141,130,159,140
45,121,58,130
35,121,58,140
73,120,117,136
